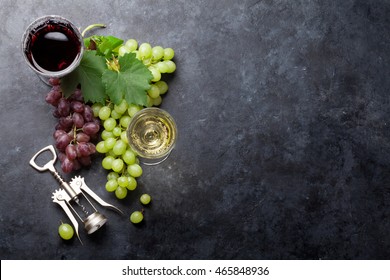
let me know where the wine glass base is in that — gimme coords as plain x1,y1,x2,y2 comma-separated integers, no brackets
36,73,52,86
139,152,171,166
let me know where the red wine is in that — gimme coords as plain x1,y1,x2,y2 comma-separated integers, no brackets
25,19,82,72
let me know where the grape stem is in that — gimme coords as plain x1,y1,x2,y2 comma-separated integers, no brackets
73,125,77,144
81,23,106,37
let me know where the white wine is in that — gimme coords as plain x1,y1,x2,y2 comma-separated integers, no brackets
127,108,177,163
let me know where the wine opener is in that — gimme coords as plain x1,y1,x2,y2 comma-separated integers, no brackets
29,145,123,244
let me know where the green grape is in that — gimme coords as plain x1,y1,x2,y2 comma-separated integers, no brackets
133,50,142,60
163,48,175,60
121,130,129,144
120,115,131,128
112,126,122,137
117,176,129,187
154,80,168,94
96,141,109,153
113,140,127,156
140,194,151,205
151,46,164,61
152,96,162,106
127,163,143,177
102,155,115,170
139,43,152,59
91,103,103,117
115,186,128,199
165,61,176,73
105,179,118,192
101,130,114,140
104,137,117,150
127,176,137,190
106,149,116,157
155,61,169,73
146,95,153,107
147,84,160,99
130,211,143,224
122,149,136,165
128,104,142,117
112,158,124,173
114,99,128,114
149,66,161,82
111,109,122,119
107,171,119,181
103,118,117,131
142,57,152,66
125,39,138,52
118,45,131,57
58,223,74,240
99,106,111,120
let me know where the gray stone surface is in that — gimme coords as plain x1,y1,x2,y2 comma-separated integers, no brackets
1,0,390,259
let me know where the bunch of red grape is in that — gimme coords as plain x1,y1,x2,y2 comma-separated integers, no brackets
45,78,100,173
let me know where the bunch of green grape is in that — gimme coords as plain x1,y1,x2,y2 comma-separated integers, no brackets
92,101,144,199
92,39,175,201
118,39,173,107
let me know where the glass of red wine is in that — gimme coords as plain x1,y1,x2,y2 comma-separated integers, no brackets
21,15,84,85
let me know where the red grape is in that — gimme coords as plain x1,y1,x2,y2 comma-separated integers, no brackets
61,157,74,173
87,142,96,154
57,98,70,117
72,112,85,128
71,101,84,113
78,156,91,167
45,90,61,106
83,105,94,122
76,132,90,143
52,109,61,118
59,116,73,130
77,142,90,157
58,152,66,163
83,122,100,135
49,78,60,86
56,133,72,151
53,129,66,139
65,144,77,160
73,159,82,170
72,88,83,102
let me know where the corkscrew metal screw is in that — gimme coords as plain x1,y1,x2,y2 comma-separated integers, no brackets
30,145,123,244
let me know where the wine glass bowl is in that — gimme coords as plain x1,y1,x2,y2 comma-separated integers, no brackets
21,15,84,84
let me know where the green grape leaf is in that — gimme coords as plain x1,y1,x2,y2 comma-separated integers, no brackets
84,35,123,57
61,50,107,104
97,36,123,58
102,52,153,106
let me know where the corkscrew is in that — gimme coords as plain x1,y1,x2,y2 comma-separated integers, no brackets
29,145,123,244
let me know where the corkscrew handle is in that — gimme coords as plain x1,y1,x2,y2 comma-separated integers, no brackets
30,145,79,198
29,145,57,172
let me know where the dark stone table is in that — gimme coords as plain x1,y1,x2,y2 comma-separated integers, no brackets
1,0,389,260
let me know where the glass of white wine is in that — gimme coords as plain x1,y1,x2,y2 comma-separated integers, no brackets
126,108,177,165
